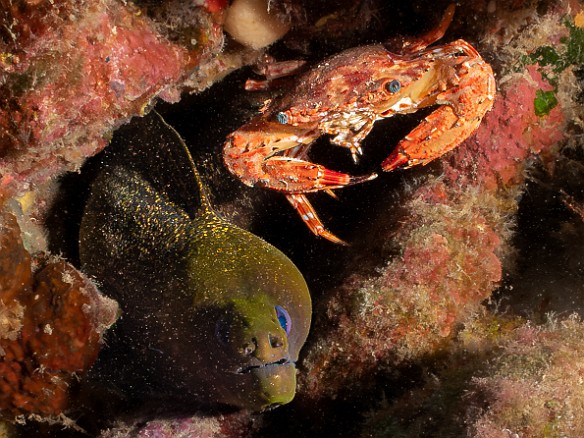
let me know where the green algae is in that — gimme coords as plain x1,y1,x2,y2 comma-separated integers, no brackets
534,89,558,117
519,17,584,117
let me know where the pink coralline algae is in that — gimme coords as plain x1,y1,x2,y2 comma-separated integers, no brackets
100,410,255,438
0,0,226,198
301,184,505,398
445,65,566,191
468,315,584,436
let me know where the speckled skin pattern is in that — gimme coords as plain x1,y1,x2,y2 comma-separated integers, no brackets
79,113,311,411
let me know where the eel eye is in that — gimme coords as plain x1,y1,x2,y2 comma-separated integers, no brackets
275,112,289,124
385,79,401,93
275,305,291,335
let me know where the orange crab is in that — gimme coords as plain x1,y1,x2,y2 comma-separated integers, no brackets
223,5,495,244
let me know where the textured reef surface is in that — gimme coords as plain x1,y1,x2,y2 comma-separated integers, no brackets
0,202,118,427
2,0,584,436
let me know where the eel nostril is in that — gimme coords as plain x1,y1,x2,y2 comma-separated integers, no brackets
242,338,257,356
269,333,283,348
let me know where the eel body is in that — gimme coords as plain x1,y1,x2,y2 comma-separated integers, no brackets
79,112,311,411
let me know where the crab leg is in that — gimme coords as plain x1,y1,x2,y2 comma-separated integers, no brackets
245,55,307,91
400,3,455,53
286,194,348,245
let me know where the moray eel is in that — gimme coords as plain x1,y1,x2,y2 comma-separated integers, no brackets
79,112,311,411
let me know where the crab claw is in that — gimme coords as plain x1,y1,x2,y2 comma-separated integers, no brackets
381,106,471,171
381,149,411,171
382,100,492,172
382,46,495,172
261,156,377,192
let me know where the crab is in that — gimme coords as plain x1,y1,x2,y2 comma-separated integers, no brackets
223,5,495,244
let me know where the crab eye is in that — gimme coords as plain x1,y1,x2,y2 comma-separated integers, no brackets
275,305,291,335
385,79,401,93
275,112,289,124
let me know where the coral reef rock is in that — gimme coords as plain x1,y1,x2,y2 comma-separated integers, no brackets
0,206,118,421
0,0,228,198
468,315,584,436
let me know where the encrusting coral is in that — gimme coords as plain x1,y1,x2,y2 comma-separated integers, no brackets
468,315,584,436
359,314,584,437
467,315,584,438
299,184,505,398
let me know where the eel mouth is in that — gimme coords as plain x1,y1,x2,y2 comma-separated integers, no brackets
236,357,292,375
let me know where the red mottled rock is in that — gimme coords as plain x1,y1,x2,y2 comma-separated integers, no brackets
300,185,505,398
0,208,118,419
0,0,226,198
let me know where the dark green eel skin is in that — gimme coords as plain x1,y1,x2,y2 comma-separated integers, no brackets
79,112,311,411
